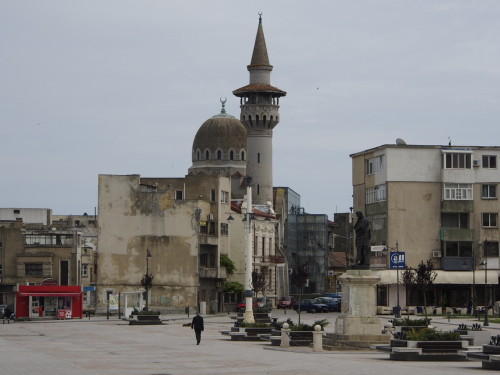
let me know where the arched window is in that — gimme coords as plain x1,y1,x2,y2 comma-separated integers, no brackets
205,150,210,160
196,150,201,161
217,150,222,160
229,150,234,160
241,150,246,161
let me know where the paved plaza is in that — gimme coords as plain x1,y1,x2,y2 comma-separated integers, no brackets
1,311,500,375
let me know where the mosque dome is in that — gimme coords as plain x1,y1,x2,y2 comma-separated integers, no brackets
191,100,247,163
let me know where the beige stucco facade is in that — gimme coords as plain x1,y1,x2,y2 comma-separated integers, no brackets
351,144,500,308
97,173,233,313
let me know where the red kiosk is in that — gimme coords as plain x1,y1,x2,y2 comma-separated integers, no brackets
16,285,83,319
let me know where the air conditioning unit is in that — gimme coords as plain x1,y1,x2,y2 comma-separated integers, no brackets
207,214,214,220
473,160,481,167
432,250,442,258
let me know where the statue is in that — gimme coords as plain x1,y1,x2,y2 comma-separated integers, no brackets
354,211,371,266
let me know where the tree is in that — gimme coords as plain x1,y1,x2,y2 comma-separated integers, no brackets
140,272,154,311
251,271,266,297
290,264,310,325
401,266,416,318
400,259,437,320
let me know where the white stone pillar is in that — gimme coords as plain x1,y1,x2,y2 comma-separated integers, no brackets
280,323,290,347
313,325,324,352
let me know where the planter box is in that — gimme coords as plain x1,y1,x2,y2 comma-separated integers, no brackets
289,331,314,347
129,314,162,325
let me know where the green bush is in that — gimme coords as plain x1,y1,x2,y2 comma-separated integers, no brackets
131,308,161,315
283,319,329,331
392,317,430,326
405,328,460,341
238,322,272,328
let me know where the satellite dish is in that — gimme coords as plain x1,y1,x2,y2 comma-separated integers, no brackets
396,138,406,145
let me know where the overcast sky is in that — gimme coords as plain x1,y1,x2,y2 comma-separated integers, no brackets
1,1,499,218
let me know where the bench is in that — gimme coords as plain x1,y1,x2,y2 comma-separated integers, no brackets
417,341,463,353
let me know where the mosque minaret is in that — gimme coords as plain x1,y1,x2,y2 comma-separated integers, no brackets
233,14,286,205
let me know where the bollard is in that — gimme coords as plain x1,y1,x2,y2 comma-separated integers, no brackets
313,325,323,352
280,323,290,348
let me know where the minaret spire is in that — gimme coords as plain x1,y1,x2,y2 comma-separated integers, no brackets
233,15,286,205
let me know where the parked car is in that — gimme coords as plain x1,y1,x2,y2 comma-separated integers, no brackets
292,298,328,313
317,297,341,312
324,293,342,299
236,299,258,312
277,297,295,309
255,297,272,312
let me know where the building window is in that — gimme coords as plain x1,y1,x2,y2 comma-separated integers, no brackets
443,183,473,200
484,242,499,257
210,189,216,202
13,209,20,214
82,264,88,277
25,263,43,276
366,184,386,204
196,150,201,161
444,152,472,169
482,155,497,169
229,150,234,160
482,184,497,199
257,185,260,195
220,223,229,236
217,150,222,160
175,190,183,200
0,264,2,275
441,213,468,228
444,241,473,257
205,150,210,160
258,153,261,163
241,150,246,161
482,213,498,228
220,191,229,204
366,155,384,175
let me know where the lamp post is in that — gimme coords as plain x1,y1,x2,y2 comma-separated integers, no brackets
243,180,255,323
145,249,152,312
395,242,401,318
480,255,489,326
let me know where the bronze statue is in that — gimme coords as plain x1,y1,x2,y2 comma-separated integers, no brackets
354,211,371,266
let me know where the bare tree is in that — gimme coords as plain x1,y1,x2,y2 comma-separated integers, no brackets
251,271,266,297
401,259,437,320
290,264,310,325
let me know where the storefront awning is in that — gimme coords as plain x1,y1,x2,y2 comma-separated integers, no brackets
376,270,499,285
17,292,82,297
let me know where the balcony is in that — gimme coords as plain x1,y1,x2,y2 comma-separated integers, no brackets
198,267,227,279
439,228,474,242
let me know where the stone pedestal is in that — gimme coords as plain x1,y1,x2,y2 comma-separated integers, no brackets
331,269,390,349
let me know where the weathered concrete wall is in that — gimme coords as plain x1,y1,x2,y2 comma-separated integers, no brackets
98,174,205,312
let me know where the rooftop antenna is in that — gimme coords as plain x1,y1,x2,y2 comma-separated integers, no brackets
448,137,452,146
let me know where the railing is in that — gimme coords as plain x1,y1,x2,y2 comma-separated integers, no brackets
262,255,286,263
198,267,228,279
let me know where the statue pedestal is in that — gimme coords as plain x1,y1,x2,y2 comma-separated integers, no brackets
330,269,390,349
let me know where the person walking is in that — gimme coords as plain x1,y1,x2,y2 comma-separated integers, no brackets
191,312,204,345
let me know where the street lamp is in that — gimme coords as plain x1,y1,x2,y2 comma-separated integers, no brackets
395,242,401,318
480,253,489,327
145,249,153,311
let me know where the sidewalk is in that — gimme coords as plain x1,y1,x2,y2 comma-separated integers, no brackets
1,312,498,375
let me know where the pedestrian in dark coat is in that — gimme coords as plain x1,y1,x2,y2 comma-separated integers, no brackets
191,312,204,345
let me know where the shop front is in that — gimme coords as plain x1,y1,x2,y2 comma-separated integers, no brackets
16,285,83,319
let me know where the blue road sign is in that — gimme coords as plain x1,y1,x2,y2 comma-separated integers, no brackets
390,252,406,269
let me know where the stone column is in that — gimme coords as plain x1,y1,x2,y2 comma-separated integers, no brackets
280,323,290,347
335,269,383,336
312,325,324,352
